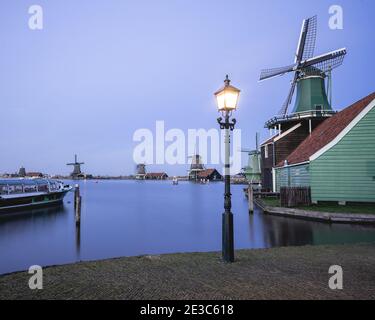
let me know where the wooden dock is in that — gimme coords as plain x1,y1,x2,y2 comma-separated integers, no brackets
243,187,280,199
255,198,375,224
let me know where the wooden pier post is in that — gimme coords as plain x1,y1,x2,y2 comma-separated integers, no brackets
75,196,81,225
75,215,81,255
248,185,254,213
74,184,81,225
74,184,80,210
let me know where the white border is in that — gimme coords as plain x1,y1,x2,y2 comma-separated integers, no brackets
260,122,302,146
295,19,306,63
274,161,310,169
272,167,276,192
310,98,375,161
303,48,347,65
260,135,278,146
274,123,302,142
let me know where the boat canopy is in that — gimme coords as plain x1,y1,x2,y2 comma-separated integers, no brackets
0,178,57,186
0,179,62,195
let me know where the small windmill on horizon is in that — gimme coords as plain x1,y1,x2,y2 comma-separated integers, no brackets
187,146,205,181
135,163,146,180
67,154,85,179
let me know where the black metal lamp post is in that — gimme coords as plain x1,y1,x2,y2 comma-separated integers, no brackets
214,75,240,263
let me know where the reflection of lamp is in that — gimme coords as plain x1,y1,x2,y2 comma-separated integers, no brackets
214,75,241,263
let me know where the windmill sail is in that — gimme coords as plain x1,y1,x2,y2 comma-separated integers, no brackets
278,72,298,115
302,48,347,73
259,15,346,116
296,15,317,62
259,64,296,81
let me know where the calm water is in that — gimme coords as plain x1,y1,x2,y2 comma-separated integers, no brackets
1,180,375,274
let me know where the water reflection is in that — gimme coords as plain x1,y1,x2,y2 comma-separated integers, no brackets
0,204,67,225
0,180,374,275
75,222,81,259
262,216,314,247
247,206,375,248
245,207,314,248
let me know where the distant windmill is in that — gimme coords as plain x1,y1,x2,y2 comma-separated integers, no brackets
241,133,261,183
241,132,260,155
135,163,146,180
259,15,347,117
136,163,146,175
187,151,205,182
67,154,84,178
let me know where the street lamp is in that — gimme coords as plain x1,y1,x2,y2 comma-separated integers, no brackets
214,75,240,263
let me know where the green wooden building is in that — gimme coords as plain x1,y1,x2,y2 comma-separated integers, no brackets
274,92,375,204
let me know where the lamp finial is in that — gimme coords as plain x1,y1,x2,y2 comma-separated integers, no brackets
224,75,230,86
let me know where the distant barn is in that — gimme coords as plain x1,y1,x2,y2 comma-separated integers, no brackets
25,172,44,178
197,169,222,181
145,172,168,180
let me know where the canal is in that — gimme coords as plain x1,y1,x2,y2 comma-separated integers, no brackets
1,180,375,274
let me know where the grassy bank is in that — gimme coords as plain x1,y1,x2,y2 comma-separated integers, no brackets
1,244,375,299
261,198,375,214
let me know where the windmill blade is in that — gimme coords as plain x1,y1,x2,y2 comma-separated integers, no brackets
307,53,346,74
240,148,258,154
259,64,296,81
278,81,296,115
302,16,317,60
302,48,347,73
248,151,259,155
278,72,299,115
295,16,317,63
240,148,252,153
279,72,299,116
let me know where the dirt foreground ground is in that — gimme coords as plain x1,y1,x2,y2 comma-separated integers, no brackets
1,243,374,300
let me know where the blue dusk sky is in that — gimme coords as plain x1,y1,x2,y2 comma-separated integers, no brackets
0,0,374,176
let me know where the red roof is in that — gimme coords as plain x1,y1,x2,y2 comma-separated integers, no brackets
25,172,43,177
145,172,168,177
279,92,375,166
197,169,220,178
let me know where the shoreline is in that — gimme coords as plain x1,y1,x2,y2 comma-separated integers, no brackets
1,243,374,299
255,198,375,225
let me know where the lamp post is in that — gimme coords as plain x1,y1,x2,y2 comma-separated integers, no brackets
214,75,240,263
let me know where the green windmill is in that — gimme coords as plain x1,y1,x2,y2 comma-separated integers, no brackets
241,133,261,184
260,15,347,129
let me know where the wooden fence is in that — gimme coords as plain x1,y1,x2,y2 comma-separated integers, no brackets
280,187,311,207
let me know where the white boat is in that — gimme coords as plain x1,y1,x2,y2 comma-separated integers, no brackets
0,178,72,213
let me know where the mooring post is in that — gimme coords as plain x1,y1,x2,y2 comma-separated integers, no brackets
75,214,81,254
75,196,81,225
74,184,80,210
248,185,254,213
74,184,81,224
